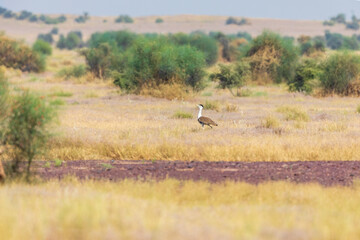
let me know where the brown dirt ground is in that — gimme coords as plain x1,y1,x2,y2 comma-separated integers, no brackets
34,160,360,186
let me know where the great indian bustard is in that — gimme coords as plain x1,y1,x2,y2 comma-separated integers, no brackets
197,104,218,129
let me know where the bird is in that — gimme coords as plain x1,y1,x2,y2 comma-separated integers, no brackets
197,104,218,129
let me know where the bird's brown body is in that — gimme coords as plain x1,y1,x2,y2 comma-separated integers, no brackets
198,116,218,128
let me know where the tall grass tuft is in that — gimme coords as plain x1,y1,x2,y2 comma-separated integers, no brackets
277,105,309,122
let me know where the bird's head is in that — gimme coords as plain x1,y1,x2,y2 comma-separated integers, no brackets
197,104,204,109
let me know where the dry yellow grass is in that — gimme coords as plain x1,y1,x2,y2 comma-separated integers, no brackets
0,179,360,240
4,50,360,162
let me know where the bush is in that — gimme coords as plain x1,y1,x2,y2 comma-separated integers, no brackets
0,34,45,72
0,7,7,15
115,15,134,23
16,10,32,20
171,32,218,65
155,18,164,23
320,52,360,95
88,30,137,51
50,27,59,35
37,33,54,44
226,17,248,25
210,62,250,96
56,31,84,50
75,12,90,23
39,14,67,24
115,37,206,92
323,20,335,26
29,14,38,22
5,91,55,179
325,31,344,50
33,40,52,56
288,58,322,94
244,31,299,83
330,13,346,24
236,32,252,41
346,21,359,30
81,43,119,78
343,36,359,50
3,10,15,19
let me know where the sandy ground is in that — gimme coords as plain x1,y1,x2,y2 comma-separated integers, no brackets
1,14,360,44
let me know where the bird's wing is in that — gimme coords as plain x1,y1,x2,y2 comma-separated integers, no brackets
198,116,218,126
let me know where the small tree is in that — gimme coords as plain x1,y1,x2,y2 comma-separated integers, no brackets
0,70,9,181
5,91,55,180
320,52,360,95
210,62,250,96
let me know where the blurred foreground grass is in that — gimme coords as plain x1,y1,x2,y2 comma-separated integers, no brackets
1,179,360,240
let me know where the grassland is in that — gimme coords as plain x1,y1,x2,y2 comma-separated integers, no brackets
1,179,360,240
4,49,360,162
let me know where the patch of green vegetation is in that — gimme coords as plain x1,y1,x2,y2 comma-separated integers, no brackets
202,92,213,97
172,111,193,119
49,90,73,98
54,159,62,167
43,162,51,168
50,99,66,106
101,163,114,170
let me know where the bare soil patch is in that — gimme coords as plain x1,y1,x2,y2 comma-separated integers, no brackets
35,160,360,186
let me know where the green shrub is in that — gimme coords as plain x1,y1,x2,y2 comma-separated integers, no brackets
115,15,134,23
155,18,164,23
81,43,119,78
88,30,137,51
4,91,56,179
330,13,346,24
288,58,322,94
16,10,32,20
33,40,52,56
37,33,54,44
56,32,84,50
3,10,15,19
28,15,38,22
343,36,359,50
323,20,335,26
0,70,9,143
320,52,360,95
50,27,59,35
210,62,250,96
0,7,7,15
39,14,67,24
325,31,344,50
226,17,248,25
171,32,218,65
244,31,298,83
75,12,90,23
116,38,206,92
0,34,45,72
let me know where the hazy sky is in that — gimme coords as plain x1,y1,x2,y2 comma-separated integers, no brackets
2,0,360,20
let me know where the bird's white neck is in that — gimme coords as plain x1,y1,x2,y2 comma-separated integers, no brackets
198,107,203,119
